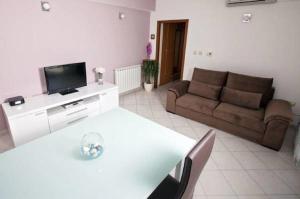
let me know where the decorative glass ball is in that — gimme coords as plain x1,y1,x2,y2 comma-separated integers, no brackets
80,132,104,160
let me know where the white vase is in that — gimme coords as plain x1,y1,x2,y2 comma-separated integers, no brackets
144,83,153,92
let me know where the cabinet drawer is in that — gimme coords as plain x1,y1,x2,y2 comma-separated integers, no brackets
9,111,50,146
50,114,90,132
99,88,119,113
48,102,99,128
48,101,100,132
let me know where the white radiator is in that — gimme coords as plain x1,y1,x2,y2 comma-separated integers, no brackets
114,65,142,94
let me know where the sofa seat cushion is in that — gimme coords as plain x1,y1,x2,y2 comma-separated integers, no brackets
213,103,266,133
177,94,220,116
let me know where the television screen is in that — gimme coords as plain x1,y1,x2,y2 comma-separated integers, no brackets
44,62,87,95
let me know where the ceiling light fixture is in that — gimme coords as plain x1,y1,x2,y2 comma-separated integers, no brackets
119,12,126,20
41,1,51,12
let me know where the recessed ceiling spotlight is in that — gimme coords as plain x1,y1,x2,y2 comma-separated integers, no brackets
41,1,51,12
119,12,126,20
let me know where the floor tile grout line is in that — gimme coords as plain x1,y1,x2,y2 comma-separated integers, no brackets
209,135,269,197
244,169,270,196
271,169,299,195
231,151,269,171
245,168,298,196
253,150,298,171
214,137,244,170
277,152,298,170
218,169,239,197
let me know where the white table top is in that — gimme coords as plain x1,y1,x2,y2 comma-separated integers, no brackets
0,108,196,199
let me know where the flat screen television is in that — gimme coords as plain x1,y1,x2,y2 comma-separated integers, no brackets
44,62,87,95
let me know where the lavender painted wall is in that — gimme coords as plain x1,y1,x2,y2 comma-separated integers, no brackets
0,0,151,131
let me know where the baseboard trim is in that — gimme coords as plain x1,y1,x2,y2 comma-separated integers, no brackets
0,129,8,136
119,87,143,96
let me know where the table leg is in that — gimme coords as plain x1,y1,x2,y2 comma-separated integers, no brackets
175,160,183,181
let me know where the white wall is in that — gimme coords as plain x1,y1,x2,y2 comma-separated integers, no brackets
89,0,155,11
150,0,300,114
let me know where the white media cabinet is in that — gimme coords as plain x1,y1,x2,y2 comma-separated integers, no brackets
2,82,119,147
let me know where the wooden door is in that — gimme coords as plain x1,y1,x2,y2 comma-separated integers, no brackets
155,20,189,88
160,23,176,85
173,24,185,80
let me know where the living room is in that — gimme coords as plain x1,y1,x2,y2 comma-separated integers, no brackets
0,0,300,199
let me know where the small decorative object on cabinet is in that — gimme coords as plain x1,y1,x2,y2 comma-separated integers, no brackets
95,67,106,85
6,96,25,106
143,60,158,92
80,132,104,160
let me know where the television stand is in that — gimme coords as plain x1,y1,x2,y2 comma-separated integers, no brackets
2,82,119,146
59,89,78,95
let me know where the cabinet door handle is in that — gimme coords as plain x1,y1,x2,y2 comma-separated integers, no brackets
67,116,88,125
66,108,88,116
35,112,45,117
100,93,107,96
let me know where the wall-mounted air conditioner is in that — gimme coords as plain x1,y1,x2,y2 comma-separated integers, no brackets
226,0,277,7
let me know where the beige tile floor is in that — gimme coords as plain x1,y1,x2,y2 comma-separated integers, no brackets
0,83,299,199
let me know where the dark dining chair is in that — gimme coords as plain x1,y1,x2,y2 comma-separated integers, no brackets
148,130,216,199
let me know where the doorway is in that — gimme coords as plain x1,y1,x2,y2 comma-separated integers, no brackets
156,19,189,86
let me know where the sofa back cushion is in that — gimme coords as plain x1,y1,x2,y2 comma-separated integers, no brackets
226,72,273,107
261,87,275,107
189,68,228,100
188,81,222,100
221,87,262,110
192,68,228,86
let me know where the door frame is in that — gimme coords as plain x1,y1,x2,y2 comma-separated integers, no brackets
155,19,189,87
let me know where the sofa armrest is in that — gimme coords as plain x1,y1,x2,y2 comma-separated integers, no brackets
264,99,293,123
168,80,190,98
166,81,190,113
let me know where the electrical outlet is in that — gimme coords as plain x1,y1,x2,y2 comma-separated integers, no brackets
207,52,213,56
242,13,252,23
193,50,197,55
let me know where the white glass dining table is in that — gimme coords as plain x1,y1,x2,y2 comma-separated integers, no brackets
0,108,196,199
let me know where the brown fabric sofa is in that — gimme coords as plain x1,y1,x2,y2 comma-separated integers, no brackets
166,68,293,150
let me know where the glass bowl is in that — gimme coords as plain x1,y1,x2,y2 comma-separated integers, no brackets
80,132,104,160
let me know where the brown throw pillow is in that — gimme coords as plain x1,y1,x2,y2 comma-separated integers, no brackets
221,87,262,110
188,81,222,100
226,72,273,107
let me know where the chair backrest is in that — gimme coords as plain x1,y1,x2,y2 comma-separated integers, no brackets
175,130,216,199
